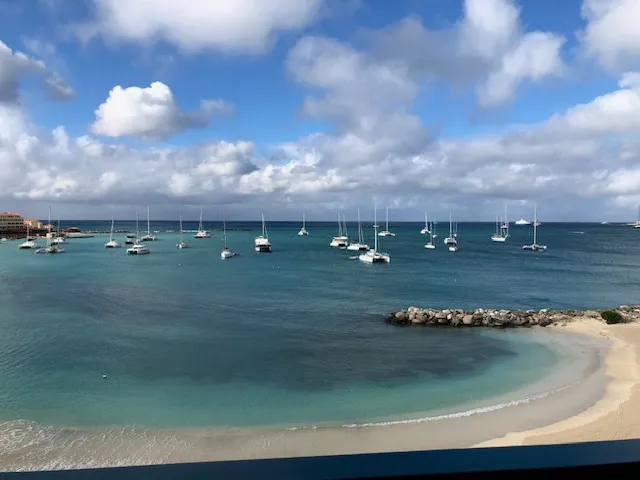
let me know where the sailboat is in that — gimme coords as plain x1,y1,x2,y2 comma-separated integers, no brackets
420,211,430,234
104,217,120,248
522,204,547,251
51,218,67,244
255,214,272,252
221,219,237,258
298,212,309,236
453,221,458,238
330,212,348,247
491,216,507,242
359,206,390,263
444,213,457,245
424,221,436,249
630,205,640,228
127,213,150,255
378,207,395,237
501,206,509,233
18,222,39,249
194,207,212,238
347,208,369,251
141,206,157,241
432,221,438,239
177,213,188,249
36,207,64,254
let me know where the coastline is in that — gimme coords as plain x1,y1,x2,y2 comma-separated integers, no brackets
474,317,640,448
1,319,626,471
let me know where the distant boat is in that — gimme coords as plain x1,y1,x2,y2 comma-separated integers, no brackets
140,206,157,242
298,212,309,236
194,207,212,238
254,214,272,252
601,221,609,225
359,206,390,264
424,221,436,249
444,213,457,245
177,214,188,249
347,208,369,251
378,207,395,237
127,213,150,255
18,223,39,249
51,218,68,245
491,215,507,242
36,207,64,254
221,219,237,259
515,218,530,226
420,210,430,234
522,204,547,251
330,211,348,247
104,217,120,248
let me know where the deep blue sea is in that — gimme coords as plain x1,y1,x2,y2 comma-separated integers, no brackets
0,220,638,435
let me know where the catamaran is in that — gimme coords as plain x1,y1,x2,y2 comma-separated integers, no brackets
298,212,309,236
378,207,395,237
330,212,348,247
255,214,272,252
420,210,430,234
177,214,188,249
347,208,369,251
141,206,157,242
36,207,64,254
194,207,212,238
491,216,507,242
444,213,457,245
51,218,68,244
18,223,39,249
424,221,436,249
522,204,547,251
359,206,390,263
127,213,150,255
104,217,120,248
221,219,237,258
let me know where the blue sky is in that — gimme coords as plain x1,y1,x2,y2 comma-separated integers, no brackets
0,0,639,221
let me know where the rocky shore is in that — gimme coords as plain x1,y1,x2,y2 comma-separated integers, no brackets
385,305,640,328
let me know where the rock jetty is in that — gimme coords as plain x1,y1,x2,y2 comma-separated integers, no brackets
385,305,640,328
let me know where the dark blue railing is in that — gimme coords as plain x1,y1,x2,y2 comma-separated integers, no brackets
4,440,640,479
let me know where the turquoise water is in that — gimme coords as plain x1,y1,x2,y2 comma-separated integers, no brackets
0,221,638,430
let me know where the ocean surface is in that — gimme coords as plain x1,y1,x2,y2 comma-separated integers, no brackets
0,220,638,468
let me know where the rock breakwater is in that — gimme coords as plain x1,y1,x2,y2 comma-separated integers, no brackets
385,305,640,328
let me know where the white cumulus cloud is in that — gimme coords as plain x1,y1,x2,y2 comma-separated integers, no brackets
74,0,323,54
89,81,233,141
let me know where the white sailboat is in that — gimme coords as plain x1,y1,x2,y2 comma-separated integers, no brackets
378,207,395,237
221,219,237,259
104,217,120,248
51,218,67,244
491,216,507,242
330,211,348,247
424,221,436,249
522,204,547,251
177,213,188,249
359,206,390,263
347,208,370,251
420,210,430,234
36,207,64,254
298,212,309,236
18,223,39,249
444,213,457,245
127,213,150,255
255,214,272,252
448,215,458,252
141,206,157,241
194,207,212,238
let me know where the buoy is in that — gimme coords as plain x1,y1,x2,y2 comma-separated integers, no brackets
102,374,107,379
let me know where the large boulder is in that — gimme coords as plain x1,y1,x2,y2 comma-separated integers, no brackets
462,315,474,325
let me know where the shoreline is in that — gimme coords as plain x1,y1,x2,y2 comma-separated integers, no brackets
1,321,622,471
474,317,640,448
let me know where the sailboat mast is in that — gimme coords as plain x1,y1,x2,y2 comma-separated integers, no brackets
374,206,378,252
110,216,114,242
303,212,305,229
47,206,52,247
262,214,266,237
223,219,227,248
179,214,184,242
357,208,363,243
199,208,203,231
425,210,428,228
533,204,538,245
449,213,452,237
386,207,389,231
136,213,140,240
343,213,348,238
146,206,150,235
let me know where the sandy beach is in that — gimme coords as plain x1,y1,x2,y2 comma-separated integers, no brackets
2,317,639,471
474,317,640,448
